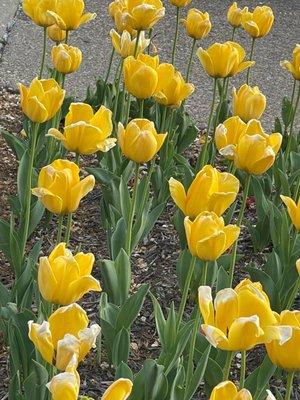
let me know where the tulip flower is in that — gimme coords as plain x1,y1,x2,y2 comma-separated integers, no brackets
109,0,127,19
28,303,100,370
265,310,300,371
281,44,300,80
181,9,212,40
124,0,165,31
170,0,191,7
102,379,133,399
38,242,101,305
153,63,194,107
184,211,240,261
296,259,300,275
215,116,247,160
233,84,266,122
109,1,137,35
198,279,276,351
23,0,57,27
110,29,150,58
169,165,239,218
46,357,80,400
123,54,159,99
51,44,82,74
210,380,252,400
48,103,116,155
48,0,96,31
18,77,65,123
227,2,248,28
47,24,66,42
118,119,167,163
32,159,95,214
197,41,254,78
242,6,274,38
280,195,300,230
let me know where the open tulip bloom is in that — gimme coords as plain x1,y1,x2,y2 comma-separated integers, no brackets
122,0,165,31
241,6,274,38
281,195,300,230
281,44,300,80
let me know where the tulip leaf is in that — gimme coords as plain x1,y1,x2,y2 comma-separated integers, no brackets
1,129,26,161
281,96,293,128
17,150,30,207
150,291,166,348
115,249,131,304
23,360,48,400
168,364,185,400
245,355,277,399
216,266,229,291
111,217,126,259
100,259,120,305
112,327,130,367
115,362,133,381
28,201,45,237
119,176,131,225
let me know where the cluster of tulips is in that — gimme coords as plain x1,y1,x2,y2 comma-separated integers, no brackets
0,0,300,399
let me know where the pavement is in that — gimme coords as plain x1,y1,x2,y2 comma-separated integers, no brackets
0,0,299,129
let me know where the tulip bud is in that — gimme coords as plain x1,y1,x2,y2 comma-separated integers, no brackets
110,29,150,58
123,0,165,30
227,2,248,28
18,77,65,123
281,44,300,80
181,9,211,40
32,159,95,215
169,0,191,7
210,380,252,400
23,0,56,27
280,195,300,231
242,6,274,38
118,119,167,163
215,116,247,160
233,84,266,122
51,44,82,74
102,378,133,399
47,24,67,42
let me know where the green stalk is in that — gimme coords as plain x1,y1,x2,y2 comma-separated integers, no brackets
65,30,69,44
75,152,80,166
56,214,64,244
134,30,142,57
240,351,246,388
177,256,196,329
228,174,251,287
223,351,234,380
39,27,47,79
171,7,180,65
196,78,218,171
102,48,115,104
286,82,300,158
113,58,124,119
285,371,295,400
160,106,168,131
64,213,72,245
231,26,236,41
185,38,197,82
125,163,140,255
139,98,144,118
147,28,153,55
246,37,255,85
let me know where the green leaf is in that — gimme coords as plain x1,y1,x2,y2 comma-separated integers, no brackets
115,249,131,304
150,292,166,348
119,176,131,225
1,129,26,160
17,150,29,207
112,328,130,367
115,362,133,381
23,360,49,400
281,96,293,128
245,355,277,399
28,201,45,236
111,218,126,259
100,259,120,305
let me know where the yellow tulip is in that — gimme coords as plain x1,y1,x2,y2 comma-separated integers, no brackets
46,360,80,400
198,279,276,351
170,0,191,6
18,77,65,123
265,310,300,371
109,0,127,19
123,54,159,99
184,211,240,261
23,0,57,27
102,379,133,400
51,44,82,74
38,242,101,305
280,195,300,230
32,159,95,214
215,116,247,160
125,0,165,31
227,2,248,28
28,304,100,370
47,24,67,42
48,0,96,31
296,259,300,275
110,29,150,58
281,44,300,80
242,6,274,38
197,41,254,78
169,165,239,218
118,118,167,163
181,9,212,40
233,84,266,122
153,63,194,107
48,103,116,155
210,381,252,400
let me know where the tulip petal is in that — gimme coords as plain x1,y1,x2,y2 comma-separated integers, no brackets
32,188,63,214
198,286,215,325
169,177,187,214
209,381,238,400
38,256,58,302
28,321,55,364
102,378,133,400
68,276,101,303
56,334,80,371
201,324,229,349
227,315,265,351
69,175,95,213
65,103,94,126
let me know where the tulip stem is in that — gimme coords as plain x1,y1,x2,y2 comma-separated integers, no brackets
196,78,218,171
177,256,196,329
75,152,80,166
286,81,300,159
223,351,234,380
228,173,251,287
147,28,153,55
246,38,255,85
39,27,47,79
160,106,168,132
64,213,73,245
125,163,140,255
113,58,124,119
65,30,69,44
171,7,180,65
102,48,115,104
139,98,144,118
231,27,236,41
186,38,197,82
56,215,64,244
240,351,246,388
134,30,142,57
285,371,295,400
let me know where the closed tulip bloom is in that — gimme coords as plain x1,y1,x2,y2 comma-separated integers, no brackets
23,0,56,27
265,310,300,371
197,41,254,78
184,212,240,261
109,0,127,19
38,242,101,305
110,29,150,58
48,103,116,155
280,195,300,230
215,116,247,160
181,9,212,40
118,119,167,163
170,0,191,6
124,0,165,30
48,0,96,31
227,2,248,28
169,165,239,218
18,77,65,123
51,44,82,74
47,24,66,42
153,64,194,107
123,54,159,99
46,360,80,400
102,379,133,399
233,84,266,122
242,6,274,38
210,381,252,400
32,159,95,214
281,44,300,80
